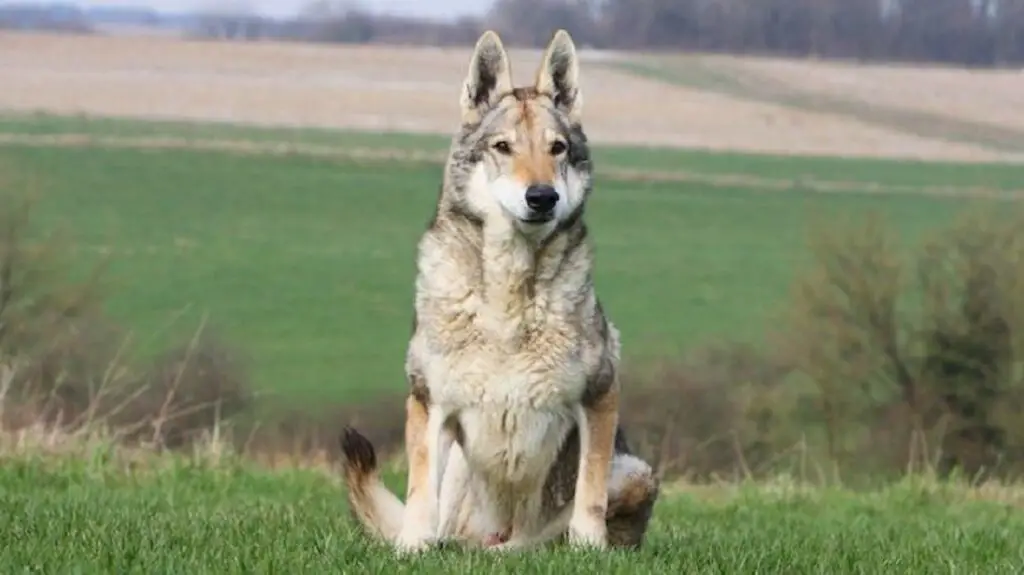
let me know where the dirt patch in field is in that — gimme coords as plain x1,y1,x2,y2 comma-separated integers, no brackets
724,55,1024,135
4,132,1021,199
1,31,1020,163
610,55,1024,153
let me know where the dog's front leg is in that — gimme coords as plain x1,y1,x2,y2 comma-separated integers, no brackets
397,392,451,553
568,386,619,549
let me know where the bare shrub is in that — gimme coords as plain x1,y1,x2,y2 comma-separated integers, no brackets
0,187,253,450
782,208,1024,481
238,389,407,467
0,190,112,426
619,342,799,481
110,329,254,449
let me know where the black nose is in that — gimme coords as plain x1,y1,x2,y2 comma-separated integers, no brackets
524,185,559,213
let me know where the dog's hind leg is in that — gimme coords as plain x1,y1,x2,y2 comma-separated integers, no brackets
604,452,660,549
490,450,660,552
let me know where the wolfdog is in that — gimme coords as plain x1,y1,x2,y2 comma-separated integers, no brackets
339,29,660,553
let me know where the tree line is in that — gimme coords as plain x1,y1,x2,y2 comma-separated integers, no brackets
275,0,1024,68
497,0,1024,66
4,0,1024,68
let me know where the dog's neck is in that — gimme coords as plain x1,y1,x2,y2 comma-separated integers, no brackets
483,218,590,347
421,207,593,350
480,218,562,295
457,210,591,307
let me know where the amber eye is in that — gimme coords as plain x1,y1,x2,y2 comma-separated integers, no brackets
492,140,512,155
549,140,568,156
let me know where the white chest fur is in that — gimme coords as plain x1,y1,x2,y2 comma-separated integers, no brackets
410,219,598,529
427,343,586,485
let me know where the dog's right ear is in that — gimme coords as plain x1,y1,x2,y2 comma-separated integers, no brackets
460,31,513,124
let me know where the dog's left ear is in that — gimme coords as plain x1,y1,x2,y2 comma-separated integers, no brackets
535,29,582,121
461,31,514,124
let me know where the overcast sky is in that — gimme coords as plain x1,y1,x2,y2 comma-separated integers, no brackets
60,0,492,19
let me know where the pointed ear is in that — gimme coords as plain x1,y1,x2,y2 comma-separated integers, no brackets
535,29,581,121
460,31,513,124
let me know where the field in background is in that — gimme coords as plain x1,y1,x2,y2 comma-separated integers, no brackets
3,32,1024,162
614,54,1024,155
3,114,1023,405
2,30,1024,571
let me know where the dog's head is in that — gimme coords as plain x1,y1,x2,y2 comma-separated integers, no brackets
446,29,591,239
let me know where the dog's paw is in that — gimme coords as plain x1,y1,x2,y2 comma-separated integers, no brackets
483,531,510,547
481,530,517,553
395,527,436,555
567,516,608,550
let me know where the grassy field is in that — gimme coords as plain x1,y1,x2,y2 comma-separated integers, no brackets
3,114,1023,405
6,29,1024,568
3,47,1024,569
2,448,1024,573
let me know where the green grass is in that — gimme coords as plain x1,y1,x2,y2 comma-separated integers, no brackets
2,453,1023,573
3,115,1024,573
0,111,450,152
0,114,1020,404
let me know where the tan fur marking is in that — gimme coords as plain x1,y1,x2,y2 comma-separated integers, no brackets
607,475,658,516
403,394,430,501
578,386,620,517
511,86,540,100
510,99,557,186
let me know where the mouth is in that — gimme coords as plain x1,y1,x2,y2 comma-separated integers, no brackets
520,213,555,225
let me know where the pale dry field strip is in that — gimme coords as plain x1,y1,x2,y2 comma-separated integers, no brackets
0,32,1022,162
723,55,1024,134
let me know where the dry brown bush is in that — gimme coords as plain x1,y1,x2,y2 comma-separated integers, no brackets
0,189,252,450
237,392,407,467
782,208,1024,482
617,342,800,481
110,329,253,449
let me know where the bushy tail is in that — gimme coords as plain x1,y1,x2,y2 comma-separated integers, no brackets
339,427,404,542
